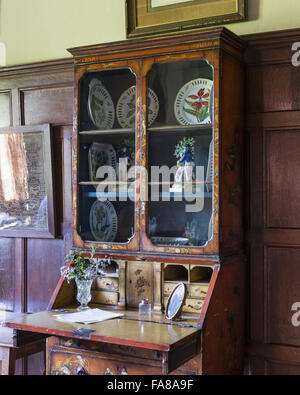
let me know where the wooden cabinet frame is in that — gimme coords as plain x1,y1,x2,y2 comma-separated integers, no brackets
72,60,141,252
69,27,245,259
5,27,246,375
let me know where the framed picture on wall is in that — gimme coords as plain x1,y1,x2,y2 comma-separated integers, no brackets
126,0,247,38
0,123,56,238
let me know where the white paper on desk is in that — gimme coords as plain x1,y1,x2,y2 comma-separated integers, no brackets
54,308,123,324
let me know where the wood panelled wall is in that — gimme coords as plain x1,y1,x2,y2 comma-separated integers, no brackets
244,29,300,374
1,28,300,375
0,59,74,374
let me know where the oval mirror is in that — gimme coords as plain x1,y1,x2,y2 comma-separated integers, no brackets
165,283,186,320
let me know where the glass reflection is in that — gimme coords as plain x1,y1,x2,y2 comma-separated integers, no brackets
0,132,48,231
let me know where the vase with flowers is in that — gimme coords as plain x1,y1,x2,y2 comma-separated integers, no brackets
60,245,112,310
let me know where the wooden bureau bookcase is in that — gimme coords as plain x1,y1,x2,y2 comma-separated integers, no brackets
5,27,246,375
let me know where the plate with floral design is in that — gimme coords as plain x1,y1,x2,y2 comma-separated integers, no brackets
174,78,213,125
88,79,115,129
88,142,117,182
89,200,118,242
117,86,159,128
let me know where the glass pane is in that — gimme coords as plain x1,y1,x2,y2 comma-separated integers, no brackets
78,68,137,244
0,239,14,312
0,132,48,231
0,92,11,127
79,68,136,131
78,185,135,243
147,59,213,127
146,59,214,247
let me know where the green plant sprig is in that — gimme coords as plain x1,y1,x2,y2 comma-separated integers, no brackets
174,137,195,159
60,245,110,283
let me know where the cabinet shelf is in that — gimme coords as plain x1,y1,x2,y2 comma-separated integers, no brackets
87,191,135,200
155,191,212,199
79,181,212,200
79,181,135,185
80,181,212,185
79,128,135,135
148,124,212,132
84,191,211,200
148,181,212,185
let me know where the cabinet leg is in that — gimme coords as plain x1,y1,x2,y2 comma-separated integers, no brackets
162,352,169,375
0,347,16,375
42,345,46,375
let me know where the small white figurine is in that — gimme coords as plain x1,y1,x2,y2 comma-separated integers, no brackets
170,143,194,192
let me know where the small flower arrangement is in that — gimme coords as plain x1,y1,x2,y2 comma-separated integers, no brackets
174,137,195,159
60,245,111,283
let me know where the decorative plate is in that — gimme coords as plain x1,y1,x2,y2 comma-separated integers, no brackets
165,283,187,320
88,79,115,129
116,86,159,128
89,200,118,242
174,78,213,125
88,142,117,182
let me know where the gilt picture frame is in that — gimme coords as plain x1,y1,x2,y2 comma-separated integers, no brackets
126,0,247,38
0,123,56,238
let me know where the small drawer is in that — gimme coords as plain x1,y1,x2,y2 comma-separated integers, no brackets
164,296,204,314
95,277,119,292
189,284,209,298
91,290,118,305
183,298,204,313
163,282,180,296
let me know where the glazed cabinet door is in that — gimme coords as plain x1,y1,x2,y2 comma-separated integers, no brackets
140,51,220,256
73,60,141,252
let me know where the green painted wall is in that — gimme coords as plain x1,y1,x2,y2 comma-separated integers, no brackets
228,0,300,35
0,0,126,66
0,0,299,66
